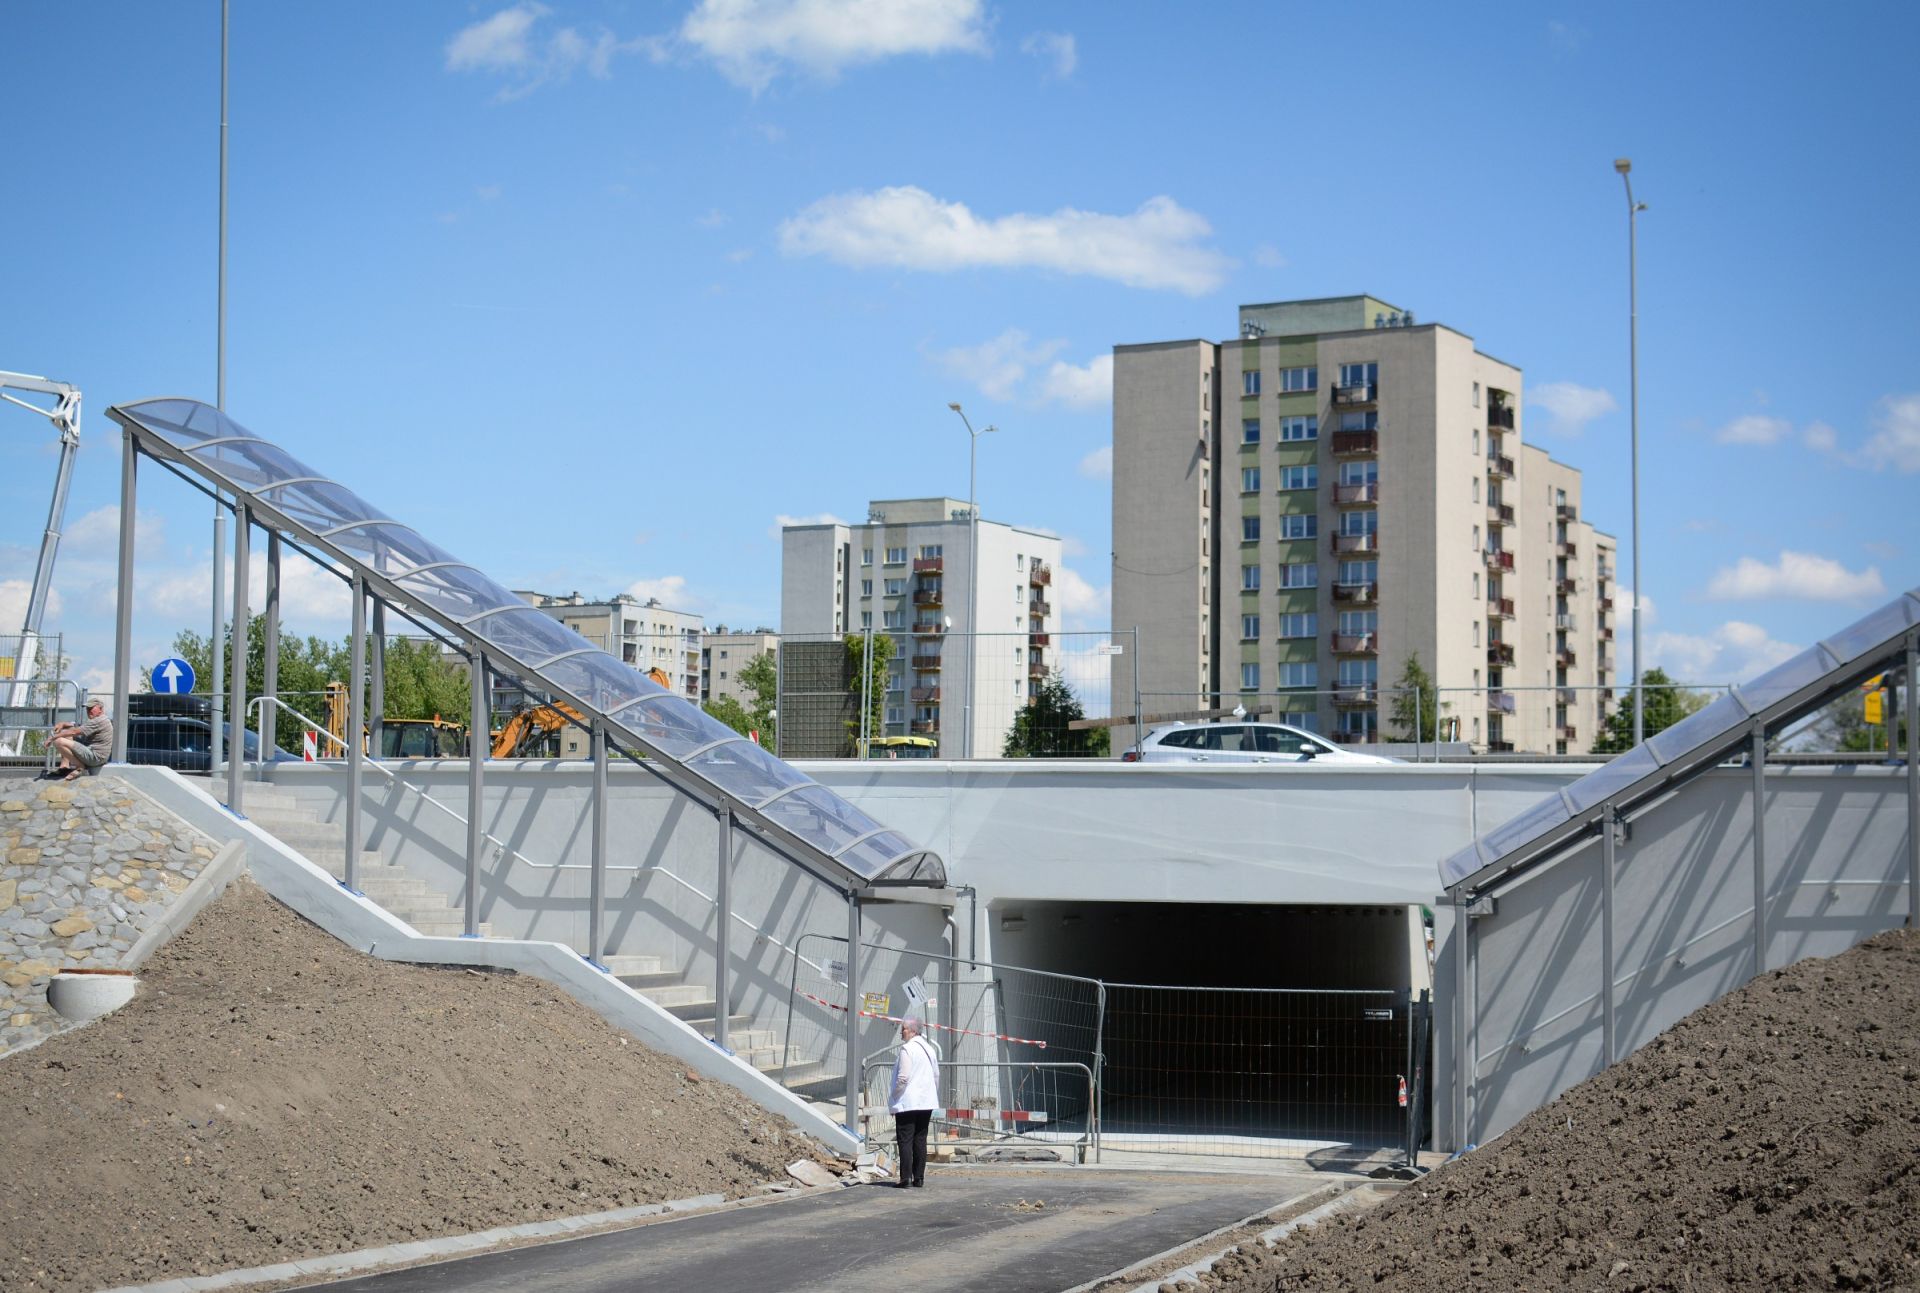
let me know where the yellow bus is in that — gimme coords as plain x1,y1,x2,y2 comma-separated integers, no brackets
865,735,938,759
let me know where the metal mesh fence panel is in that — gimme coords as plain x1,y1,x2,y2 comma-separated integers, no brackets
1098,984,1409,1162
0,634,79,762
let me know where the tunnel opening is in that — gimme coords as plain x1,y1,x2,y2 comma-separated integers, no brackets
985,901,1429,1158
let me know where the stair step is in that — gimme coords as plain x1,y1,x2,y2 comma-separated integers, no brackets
635,984,709,1009
598,954,665,978
614,970,684,990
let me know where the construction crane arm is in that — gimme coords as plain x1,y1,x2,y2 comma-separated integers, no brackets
1,371,81,752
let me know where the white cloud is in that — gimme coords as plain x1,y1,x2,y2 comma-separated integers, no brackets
141,556,351,629
682,0,988,91
1040,354,1113,410
476,184,502,202
1529,382,1617,437
1252,244,1287,269
1054,640,1114,719
1859,393,1920,473
62,504,166,558
1053,563,1109,630
446,4,644,100
770,512,850,539
623,575,692,608
696,208,729,228
1019,30,1077,78
1801,421,1838,453
1057,535,1088,558
779,186,1231,295
931,330,1062,402
1648,622,1799,686
1077,445,1112,481
0,579,61,631
1714,413,1791,446
1705,551,1885,602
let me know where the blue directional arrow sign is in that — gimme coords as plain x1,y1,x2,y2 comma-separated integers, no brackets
151,657,196,695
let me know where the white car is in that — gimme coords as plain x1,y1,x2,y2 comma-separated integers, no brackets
1124,721,1400,765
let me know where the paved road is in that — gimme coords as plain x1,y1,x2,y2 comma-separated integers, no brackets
301,1167,1322,1293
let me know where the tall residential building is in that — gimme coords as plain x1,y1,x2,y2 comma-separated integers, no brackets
782,498,1063,758
702,630,778,709
1112,295,1616,754
516,591,705,702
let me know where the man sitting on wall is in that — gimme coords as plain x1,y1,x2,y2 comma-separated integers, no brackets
47,699,112,782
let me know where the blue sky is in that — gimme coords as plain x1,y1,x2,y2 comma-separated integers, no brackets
3,0,1917,696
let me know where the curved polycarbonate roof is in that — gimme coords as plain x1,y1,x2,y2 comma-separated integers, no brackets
112,398,943,889
1441,585,1920,890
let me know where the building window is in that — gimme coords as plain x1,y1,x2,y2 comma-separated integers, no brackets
1279,365,1317,392
1241,466,1261,493
921,544,943,558
1278,562,1318,589
1338,460,1378,486
1473,381,1481,408
1473,621,1480,646
1339,610,1378,635
1338,659,1379,686
1242,418,1260,445
860,611,872,629
885,578,905,595
1279,612,1318,639
1472,478,1480,503
1339,410,1378,431
1241,564,1261,591
1243,370,1261,396
1339,510,1377,537
883,610,904,628
1279,710,1320,733
1277,513,1318,540
1015,553,1024,569
885,547,907,564
1472,525,1481,551
1279,415,1318,441
1241,614,1260,640
1473,572,1480,598
1339,559,1379,584
1278,662,1319,689
862,548,873,566
1277,465,1318,491
1339,361,1378,389
1242,516,1260,542
1473,430,1480,456
860,579,873,597
1241,663,1260,691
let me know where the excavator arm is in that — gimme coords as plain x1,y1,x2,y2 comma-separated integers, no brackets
489,668,671,758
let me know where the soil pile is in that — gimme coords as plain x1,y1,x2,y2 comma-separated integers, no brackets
0,877,832,1293
1204,928,1920,1292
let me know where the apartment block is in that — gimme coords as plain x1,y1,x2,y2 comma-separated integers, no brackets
701,631,778,709
781,498,1063,758
1112,295,1616,754
516,591,705,702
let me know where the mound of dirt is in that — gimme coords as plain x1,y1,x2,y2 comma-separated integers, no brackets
0,877,834,1293
1204,928,1920,1292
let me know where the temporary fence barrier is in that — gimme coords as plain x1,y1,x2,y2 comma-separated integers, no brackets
861,1059,1098,1163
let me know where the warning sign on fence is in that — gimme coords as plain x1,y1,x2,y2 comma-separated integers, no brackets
862,991,891,1016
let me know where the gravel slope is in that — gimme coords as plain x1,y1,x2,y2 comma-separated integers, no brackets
0,876,833,1293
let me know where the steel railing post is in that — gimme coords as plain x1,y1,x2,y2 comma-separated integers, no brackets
1907,633,1918,930
1752,724,1768,976
345,573,365,891
111,434,136,764
260,532,279,765
1601,802,1618,1067
715,806,733,1052
844,895,862,1136
227,503,249,812
369,599,385,760
1131,626,1142,756
465,647,485,936
589,720,607,965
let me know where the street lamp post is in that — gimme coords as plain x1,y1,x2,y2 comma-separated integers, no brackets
948,403,997,760
1615,158,1648,746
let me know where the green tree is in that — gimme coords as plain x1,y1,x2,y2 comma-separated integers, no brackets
845,633,897,755
166,621,350,751
1003,669,1111,758
1817,688,1910,753
737,651,777,745
704,693,754,738
378,637,471,722
1591,668,1709,753
1389,651,1442,742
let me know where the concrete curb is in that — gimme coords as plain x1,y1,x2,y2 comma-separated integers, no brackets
93,1191,733,1293
124,837,247,970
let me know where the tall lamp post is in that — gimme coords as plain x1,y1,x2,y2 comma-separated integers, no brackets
1615,158,1648,746
948,403,997,760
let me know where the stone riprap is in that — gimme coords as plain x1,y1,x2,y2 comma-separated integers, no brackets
0,773,217,1052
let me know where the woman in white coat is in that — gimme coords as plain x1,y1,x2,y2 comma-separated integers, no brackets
889,1011,940,1188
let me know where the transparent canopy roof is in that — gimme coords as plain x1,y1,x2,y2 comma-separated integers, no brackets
1441,585,1920,890
114,398,944,888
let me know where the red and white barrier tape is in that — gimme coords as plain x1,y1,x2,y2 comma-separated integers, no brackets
941,1109,1049,1124
799,990,1048,1049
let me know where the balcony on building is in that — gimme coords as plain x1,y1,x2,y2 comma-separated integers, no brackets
1485,548,1515,572
913,556,943,574
1488,596,1515,620
1488,739,1517,753
1028,562,1052,588
1557,502,1579,521
1332,685,1377,708
1331,532,1378,554
1487,404,1516,431
1556,647,1578,667
1333,481,1378,505
1029,632,1051,647
1597,565,1615,584
1556,577,1579,596
1558,539,1579,559
911,653,942,670
1558,687,1580,707
1331,631,1379,655
913,587,943,607
1027,660,1048,681
1331,381,1377,407
1599,595,1614,611
1332,580,1377,605
1488,689,1516,714
1487,641,1515,666
1557,724,1579,742
1331,429,1378,456
1599,622,1614,641
1329,729,1378,745
1556,612,1578,631
1487,502,1515,527
1487,453,1515,479
1598,652,1614,675
910,686,941,703
911,719,938,735
912,622,944,638
1029,596,1052,617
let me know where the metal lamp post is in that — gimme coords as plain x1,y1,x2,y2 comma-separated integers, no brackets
1615,158,1648,745
947,403,997,760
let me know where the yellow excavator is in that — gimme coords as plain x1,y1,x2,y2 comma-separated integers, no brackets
489,667,672,758
321,667,673,759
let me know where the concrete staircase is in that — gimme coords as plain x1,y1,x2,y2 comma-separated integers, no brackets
226,780,843,1102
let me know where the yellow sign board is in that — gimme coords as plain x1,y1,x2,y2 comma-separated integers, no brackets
861,991,891,1017
1864,692,1883,725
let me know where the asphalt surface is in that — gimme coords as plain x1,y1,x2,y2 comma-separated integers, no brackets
297,1167,1322,1293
